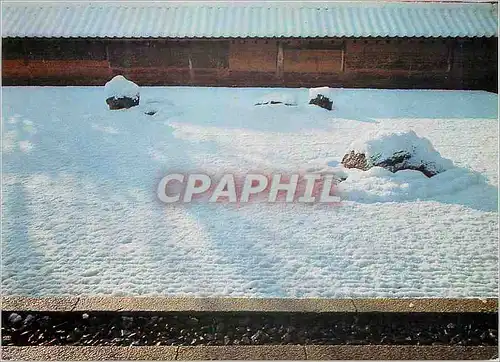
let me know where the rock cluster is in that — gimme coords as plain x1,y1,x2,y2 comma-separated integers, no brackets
2,311,496,347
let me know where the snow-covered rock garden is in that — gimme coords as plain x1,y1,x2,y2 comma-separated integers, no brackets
2,85,498,298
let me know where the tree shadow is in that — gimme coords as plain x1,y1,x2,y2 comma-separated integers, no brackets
182,203,290,297
1,182,49,296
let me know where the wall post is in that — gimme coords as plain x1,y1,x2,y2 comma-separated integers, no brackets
188,54,195,83
340,40,345,72
276,41,284,79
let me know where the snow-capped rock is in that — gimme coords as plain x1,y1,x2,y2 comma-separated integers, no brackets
104,75,140,110
308,86,334,110
341,130,454,177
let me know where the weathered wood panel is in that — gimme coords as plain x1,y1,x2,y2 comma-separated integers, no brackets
2,38,107,61
107,41,188,68
107,40,229,69
283,71,452,89
346,38,449,71
284,49,342,73
110,67,191,85
2,37,497,92
229,40,277,72
451,38,498,90
283,40,343,73
2,60,30,77
2,60,111,80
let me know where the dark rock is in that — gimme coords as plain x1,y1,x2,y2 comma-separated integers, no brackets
106,96,139,110
23,314,35,326
341,151,369,170
8,313,23,325
309,94,333,111
1,311,496,348
341,150,440,177
251,330,270,344
281,332,293,343
254,93,297,107
215,322,225,333
254,101,296,106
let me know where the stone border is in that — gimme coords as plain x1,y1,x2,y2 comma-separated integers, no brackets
2,345,498,360
1,297,497,313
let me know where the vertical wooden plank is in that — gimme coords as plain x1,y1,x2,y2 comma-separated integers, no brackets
340,41,346,72
447,39,454,73
105,42,111,70
276,41,284,78
22,39,29,66
188,54,195,82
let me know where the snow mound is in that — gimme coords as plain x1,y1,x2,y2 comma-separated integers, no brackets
344,130,454,177
255,92,297,106
308,86,332,100
338,166,491,205
105,75,140,100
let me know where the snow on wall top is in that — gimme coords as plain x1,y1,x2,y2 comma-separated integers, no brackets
1,1,497,39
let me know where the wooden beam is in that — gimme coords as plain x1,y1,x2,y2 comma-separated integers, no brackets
447,40,454,73
22,38,29,66
188,54,194,82
105,42,111,68
276,41,284,79
340,41,345,72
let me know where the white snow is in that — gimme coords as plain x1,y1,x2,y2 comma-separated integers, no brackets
348,130,455,174
1,86,498,298
104,75,140,100
336,166,489,203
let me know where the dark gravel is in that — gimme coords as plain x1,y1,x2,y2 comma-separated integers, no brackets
1,311,497,347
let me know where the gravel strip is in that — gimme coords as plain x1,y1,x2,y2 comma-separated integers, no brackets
1,311,497,347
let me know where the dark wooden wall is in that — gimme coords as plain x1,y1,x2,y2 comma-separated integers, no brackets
2,37,497,92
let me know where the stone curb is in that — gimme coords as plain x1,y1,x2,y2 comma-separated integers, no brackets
304,345,499,360
2,345,498,360
1,297,497,313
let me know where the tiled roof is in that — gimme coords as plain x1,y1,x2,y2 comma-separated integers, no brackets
1,2,498,39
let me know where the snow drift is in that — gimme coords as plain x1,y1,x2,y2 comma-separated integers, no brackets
337,166,490,205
